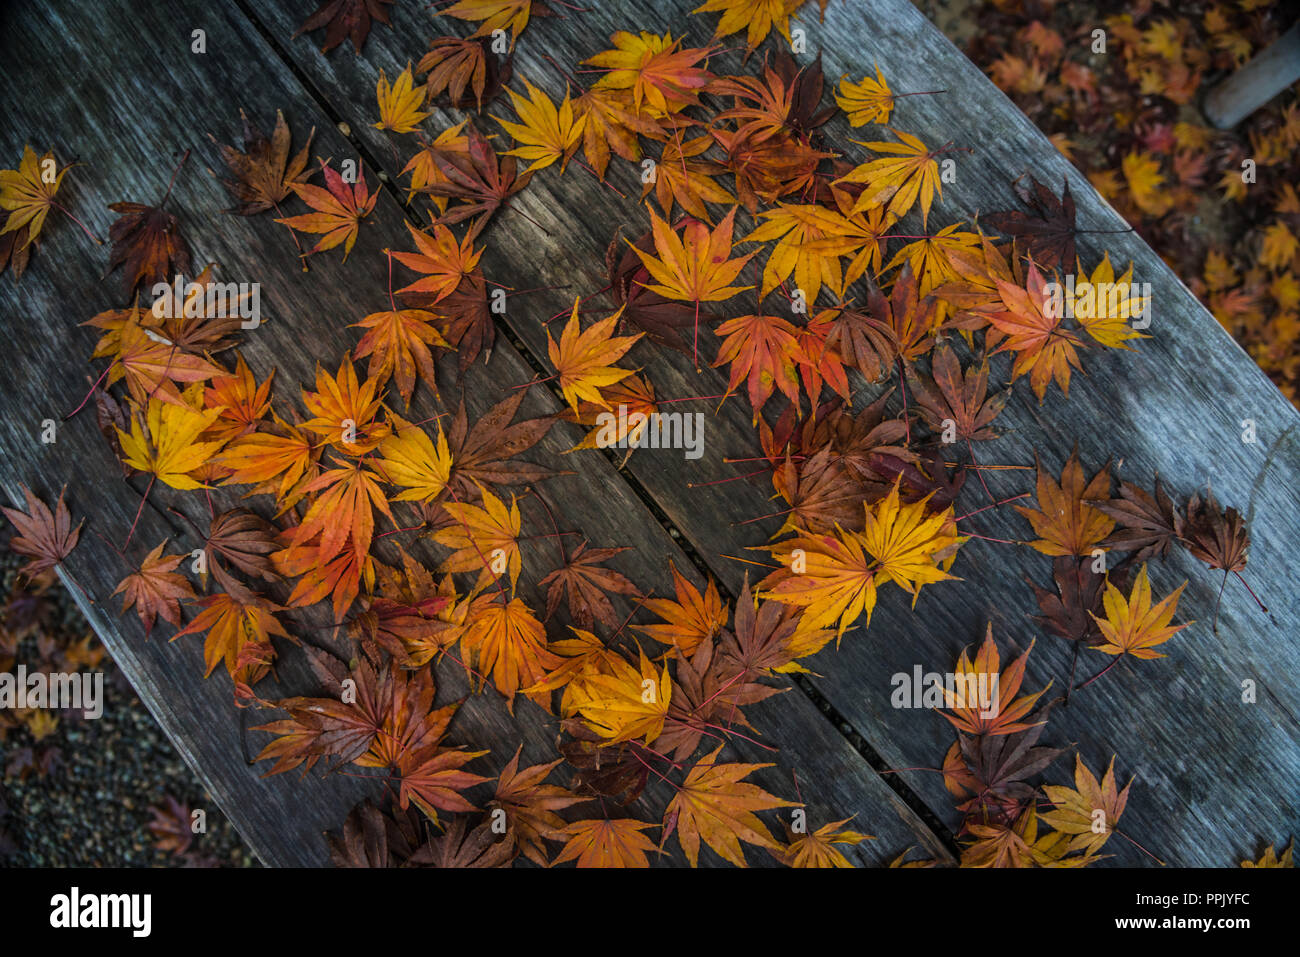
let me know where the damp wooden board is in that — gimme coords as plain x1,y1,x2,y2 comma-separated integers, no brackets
244,0,1300,867
0,0,958,868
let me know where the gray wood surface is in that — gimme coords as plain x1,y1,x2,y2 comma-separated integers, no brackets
1,0,1296,869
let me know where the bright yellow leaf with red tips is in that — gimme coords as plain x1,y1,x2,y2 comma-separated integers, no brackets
570,645,671,746
372,416,453,503
0,144,66,247
546,299,642,414
1090,563,1190,659
433,486,522,593
630,204,757,368
586,30,714,115
117,393,227,491
373,64,430,134
492,77,586,174
745,203,861,305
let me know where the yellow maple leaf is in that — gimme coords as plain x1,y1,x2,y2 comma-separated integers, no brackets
374,64,430,134
433,486,522,593
492,76,586,173
571,645,671,746
837,128,944,226
692,0,803,51
373,416,453,502
1090,563,1190,659
546,299,642,413
1070,253,1149,349
0,144,66,247
118,393,227,491
1259,220,1299,272
1121,150,1170,216
835,65,894,126
762,481,960,638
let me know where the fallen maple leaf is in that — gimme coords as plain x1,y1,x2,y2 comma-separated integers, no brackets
1015,449,1114,557
113,541,195,635
553,817,659,867
493,76,586,174
546,299,642,414
663,743,796,867
374,63,431,134
630,205,757,368
209,109,315,215
0,144,67,248
1090,563,1190,659
2,485,82,578
296,0,393,53
277,160,377,261
1040,753,1132,857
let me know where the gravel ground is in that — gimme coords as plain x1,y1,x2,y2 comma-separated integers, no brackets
0,552,257,868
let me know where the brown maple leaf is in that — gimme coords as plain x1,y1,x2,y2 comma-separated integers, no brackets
204,508,280,592
983,175,1079,269
1015,449,1114,557
418,36,513,112
417,123,532,241
209,109,316,215
295,0,393,53
2,485,82,579
441,391,559,501
489,746,587,866
107,195,192,298
1091,473,1183,562
906,341,1009,442
538,542,641,628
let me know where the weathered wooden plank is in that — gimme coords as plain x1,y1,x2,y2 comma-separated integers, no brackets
247,0,1300,866
0,0,953,866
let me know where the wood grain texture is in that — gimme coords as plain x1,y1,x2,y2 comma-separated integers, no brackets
0,0,955,867
244,0,1300,867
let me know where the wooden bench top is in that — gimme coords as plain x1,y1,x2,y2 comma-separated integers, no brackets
1,0,1296,866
